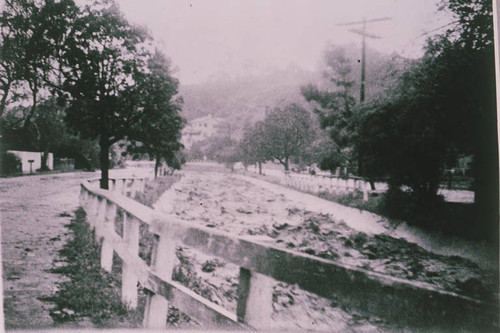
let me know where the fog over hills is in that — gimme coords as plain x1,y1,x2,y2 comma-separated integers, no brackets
179,66,318,120
178,44,413,139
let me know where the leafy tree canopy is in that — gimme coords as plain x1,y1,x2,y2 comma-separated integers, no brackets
259,103,315,171
355,0,497,238
127,50,184,177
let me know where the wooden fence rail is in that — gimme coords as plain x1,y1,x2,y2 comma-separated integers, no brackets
79,176,496,331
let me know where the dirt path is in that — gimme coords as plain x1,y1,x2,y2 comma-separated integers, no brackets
1,171,97,330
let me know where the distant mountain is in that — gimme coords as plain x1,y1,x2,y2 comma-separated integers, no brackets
178,67,320,138
178,45,413,140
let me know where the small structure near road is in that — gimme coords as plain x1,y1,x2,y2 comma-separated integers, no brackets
7,150,53,173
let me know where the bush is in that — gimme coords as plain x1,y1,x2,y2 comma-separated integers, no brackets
0,152,21,175
381,187,447,230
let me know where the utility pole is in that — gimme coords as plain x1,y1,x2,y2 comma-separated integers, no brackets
337,17,391,102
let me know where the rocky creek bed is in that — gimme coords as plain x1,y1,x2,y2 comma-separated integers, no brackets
154,171,497,330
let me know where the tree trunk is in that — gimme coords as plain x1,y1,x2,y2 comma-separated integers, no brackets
23,84,38,130
258,162,262,175
99,138,110,190
40,150,50,171
0,82,11,117
473,116,499,243
412,181,436,199
284,157,289,171
154,157,160,179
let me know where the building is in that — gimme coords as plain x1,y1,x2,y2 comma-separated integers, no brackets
181,114,224,149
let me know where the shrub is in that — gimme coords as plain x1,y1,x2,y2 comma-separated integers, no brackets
0,152,21,175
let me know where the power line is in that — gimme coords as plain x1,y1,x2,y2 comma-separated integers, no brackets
413,20,459,40
397,20,460,57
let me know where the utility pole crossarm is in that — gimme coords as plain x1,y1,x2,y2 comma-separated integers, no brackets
348,29,381,39
337,16,391,26
336,16,392,103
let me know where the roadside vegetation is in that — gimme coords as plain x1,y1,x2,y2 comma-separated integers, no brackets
42,209,145,328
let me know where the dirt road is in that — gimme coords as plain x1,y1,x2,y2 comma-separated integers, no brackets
1,171,97,329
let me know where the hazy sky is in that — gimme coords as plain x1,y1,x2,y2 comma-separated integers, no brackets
114,0,452,85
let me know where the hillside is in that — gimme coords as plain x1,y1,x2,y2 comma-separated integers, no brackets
178,45,412,140
178,67,319,138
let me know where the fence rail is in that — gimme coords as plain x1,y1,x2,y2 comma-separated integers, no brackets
263,171,386,201
79,175,496,330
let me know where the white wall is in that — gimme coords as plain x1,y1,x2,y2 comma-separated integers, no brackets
7,150,53,173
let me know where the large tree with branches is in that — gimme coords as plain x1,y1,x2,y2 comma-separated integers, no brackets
60,0,152,188
128,50,184,178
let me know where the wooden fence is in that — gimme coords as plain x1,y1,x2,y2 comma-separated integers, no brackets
279,172,386,201
79,176,496,330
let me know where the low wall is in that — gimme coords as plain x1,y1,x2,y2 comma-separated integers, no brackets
8,150,53,173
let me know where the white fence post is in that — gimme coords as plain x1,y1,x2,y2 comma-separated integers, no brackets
237,268,274,329
94,197,106,234
143,293,169,329
363,181,370,202
121,213,140,309
124,179,132,197
87,194,97,226
143,229,176,329
151,231,176,283
121,262,138,310
100,201,116,273
120,179,126,195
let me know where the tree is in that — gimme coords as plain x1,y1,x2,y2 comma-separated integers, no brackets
128,50,184,178
0,96,98,170
198,135,239,169
301,45,357,176
302,45,412,182
356,0,497,237
238,121,269,174
260,104,315,171
27,98,68,170
0,0,78,125
0,39,20,116
185,140,204,161
60,0,151,189
0,0,79,170
433,0,497,233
